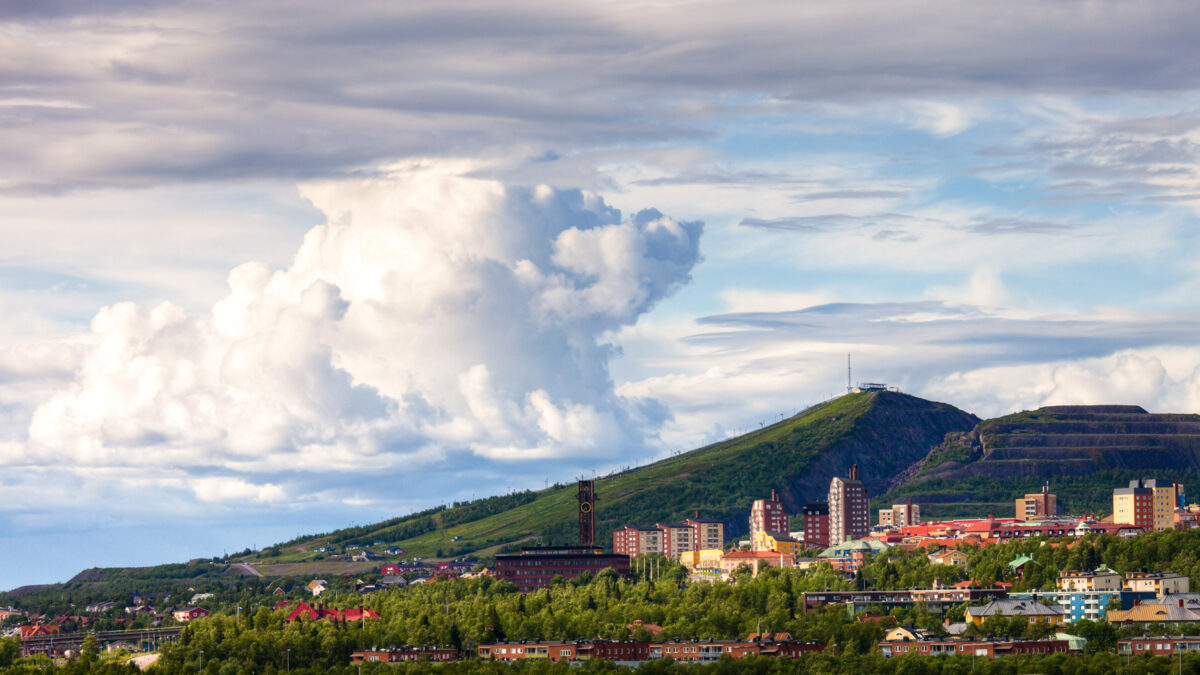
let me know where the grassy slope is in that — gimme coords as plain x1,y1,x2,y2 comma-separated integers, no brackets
249,393,880,565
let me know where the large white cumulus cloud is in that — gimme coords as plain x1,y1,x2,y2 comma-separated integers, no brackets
24,161,703,484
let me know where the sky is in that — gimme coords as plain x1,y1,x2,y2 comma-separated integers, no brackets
4,0,1200,589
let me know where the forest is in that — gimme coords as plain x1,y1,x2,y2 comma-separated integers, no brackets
5,529,1200,673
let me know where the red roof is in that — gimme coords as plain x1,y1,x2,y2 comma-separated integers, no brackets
286,602,380,623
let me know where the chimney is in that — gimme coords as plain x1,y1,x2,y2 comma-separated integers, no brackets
771,489,778,501
1180,599,1185,608
695,510,699,518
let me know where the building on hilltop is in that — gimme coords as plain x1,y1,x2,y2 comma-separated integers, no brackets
829,464,869,544
800,502,829,549
1015,483,1057,521
878,500,919,529
749,490,790,551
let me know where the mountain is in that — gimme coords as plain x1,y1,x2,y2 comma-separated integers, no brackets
882,404,1200,519
248,391,977,568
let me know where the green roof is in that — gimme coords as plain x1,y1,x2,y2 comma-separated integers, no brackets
1007,554,1036,569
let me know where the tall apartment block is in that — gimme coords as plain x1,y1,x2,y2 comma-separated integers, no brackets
1146,480,1185,532
1113,479,1185,532
750,490,790,551
801,502,829,549
878,500,920,528
1113,480,1154,530
829,464,870,544
1015,483,1057,521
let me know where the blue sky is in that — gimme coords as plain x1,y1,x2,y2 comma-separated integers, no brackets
3,1,1200,589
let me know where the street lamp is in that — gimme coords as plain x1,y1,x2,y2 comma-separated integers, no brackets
286,648,291,672
199,649,203,673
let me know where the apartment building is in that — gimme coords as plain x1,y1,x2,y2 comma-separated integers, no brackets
1015,484,1057,521
685,515,725,552
612,526,663,557
879,500,920,528
656,522,695,559
1113,480,1155,530
829,465,870,544
750,490,790,550
800,502,829,549
1123,571,1190,596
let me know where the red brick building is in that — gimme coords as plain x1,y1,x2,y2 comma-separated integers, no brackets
614,515,725,559
478,641,649,662
613,526,663,556
801,502,829,548
829,465,869,544
494,546,630,592
750,490,790,549
1120,635,1200,656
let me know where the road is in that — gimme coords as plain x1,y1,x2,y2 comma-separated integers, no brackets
233,562,264,577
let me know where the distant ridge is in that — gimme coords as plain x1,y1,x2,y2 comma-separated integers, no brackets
884,404,1200,518
240,391,978,568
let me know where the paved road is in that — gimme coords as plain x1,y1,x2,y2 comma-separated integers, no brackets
233,562,264,577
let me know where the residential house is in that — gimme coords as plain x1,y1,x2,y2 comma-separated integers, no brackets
172,607,210,622
307,579,328,597
1107,598,1200,624
965,598,1065,627
285,602,380,623
928,549,968,568
1124,571,1190,596
1007,554,1036,579
19,624,60,638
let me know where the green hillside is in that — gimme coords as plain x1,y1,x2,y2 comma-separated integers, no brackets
883,404,1200,519
249,391,977,566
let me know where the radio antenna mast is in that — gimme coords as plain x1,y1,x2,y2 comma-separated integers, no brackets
847,353,852,393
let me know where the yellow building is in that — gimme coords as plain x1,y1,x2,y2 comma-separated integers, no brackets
1148,480,1184,532
679,548,725,573
1123,571,1190,596
1057,568,1120,591
752,530,805,556
719,550,794,576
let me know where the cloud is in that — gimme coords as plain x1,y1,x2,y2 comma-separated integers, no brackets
16,162,702,480
190,477,286,503
7,2,1200,191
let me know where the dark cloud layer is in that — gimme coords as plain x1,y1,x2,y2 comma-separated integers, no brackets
6,1,1200,191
